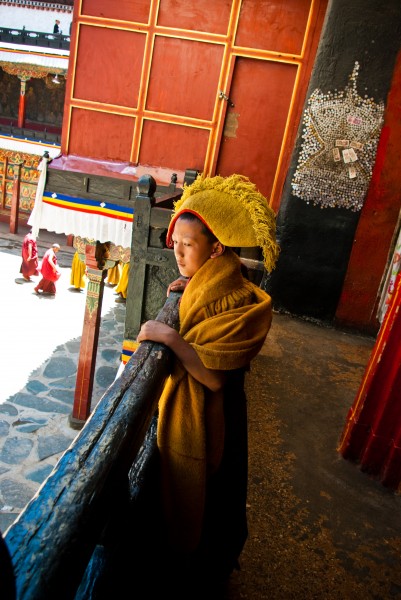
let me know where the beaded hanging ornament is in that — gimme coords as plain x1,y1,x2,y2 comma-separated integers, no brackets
291,62,384,211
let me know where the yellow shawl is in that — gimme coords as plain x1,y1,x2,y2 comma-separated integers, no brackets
157,249,272,551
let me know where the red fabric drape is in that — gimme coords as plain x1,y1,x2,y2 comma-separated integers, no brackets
338,273,401,490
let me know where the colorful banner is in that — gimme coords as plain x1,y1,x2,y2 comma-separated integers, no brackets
29,184,134,247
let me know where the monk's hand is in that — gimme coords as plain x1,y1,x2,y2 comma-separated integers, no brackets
137,320,175,345
167,277,188,296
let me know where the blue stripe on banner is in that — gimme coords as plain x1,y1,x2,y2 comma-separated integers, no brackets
43,191,134,217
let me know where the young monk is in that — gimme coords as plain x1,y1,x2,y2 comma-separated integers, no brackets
136,173,280,589
20,229,39,281
70,251,86,291
34,243,61,295
114,261,130,303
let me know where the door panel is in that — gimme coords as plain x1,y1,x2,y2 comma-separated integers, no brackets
139,121,209,171
74,26,145,107
81,0,151,22
236,0,312,54
157,0,232,34
216,58,297,200
69,109,135,161
146,37,224,120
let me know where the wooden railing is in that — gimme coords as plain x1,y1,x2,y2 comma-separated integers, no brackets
0,27,70,50
4,294,180,599
0,124,61,144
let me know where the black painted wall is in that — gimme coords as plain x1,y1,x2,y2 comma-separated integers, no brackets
268,0,401,324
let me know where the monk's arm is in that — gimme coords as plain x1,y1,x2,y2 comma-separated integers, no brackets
48,253,57,272
137,320,225,392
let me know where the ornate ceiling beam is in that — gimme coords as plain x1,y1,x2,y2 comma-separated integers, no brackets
0,60,66,80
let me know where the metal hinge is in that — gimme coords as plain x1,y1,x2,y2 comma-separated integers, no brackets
218,91,235,107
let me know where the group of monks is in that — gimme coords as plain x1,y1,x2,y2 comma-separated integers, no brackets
20,230,61,296
70,248,129,302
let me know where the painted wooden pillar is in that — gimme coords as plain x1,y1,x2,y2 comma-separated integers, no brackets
338,272,401,490
125,175,155,339
69,241,109,429
1,156,8,209
121,174,181,364
10,162,22,234
17,78,27,129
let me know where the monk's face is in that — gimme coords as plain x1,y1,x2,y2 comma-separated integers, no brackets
171,216,222,278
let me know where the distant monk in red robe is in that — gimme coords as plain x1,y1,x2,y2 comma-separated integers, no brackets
34,243,61,296
20,230,39,281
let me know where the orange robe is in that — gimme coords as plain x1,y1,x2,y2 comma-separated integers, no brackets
157,249,272,572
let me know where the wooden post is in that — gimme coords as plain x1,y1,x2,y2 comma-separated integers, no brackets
125,174,156,340
10,162,23,234
69,241,109,429
1,156,7,209
120,175,180,366
17,78,27,129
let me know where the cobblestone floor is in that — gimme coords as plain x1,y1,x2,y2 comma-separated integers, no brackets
0,229,126,533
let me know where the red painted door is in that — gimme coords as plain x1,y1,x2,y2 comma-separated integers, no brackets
64,0,327,210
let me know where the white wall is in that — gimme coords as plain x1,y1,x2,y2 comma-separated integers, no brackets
0,5,72,35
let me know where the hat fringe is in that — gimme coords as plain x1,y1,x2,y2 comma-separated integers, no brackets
176,174,280,272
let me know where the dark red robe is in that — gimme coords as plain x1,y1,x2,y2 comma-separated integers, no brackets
20,232,39,280
35,247,61,295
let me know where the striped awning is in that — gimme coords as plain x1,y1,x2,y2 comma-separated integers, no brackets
0,134,60,157
29,167,134,247
0,41,69,70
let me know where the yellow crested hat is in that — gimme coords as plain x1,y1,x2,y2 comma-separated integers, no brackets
166,173,280,272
